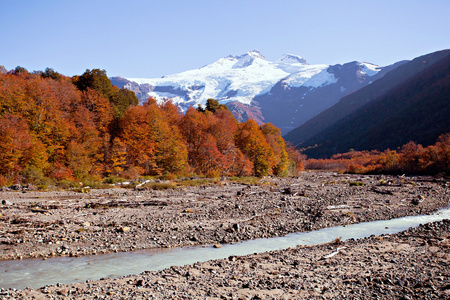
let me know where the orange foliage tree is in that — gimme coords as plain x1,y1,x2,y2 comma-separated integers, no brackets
303,133,450,175
236,119,275,176
119,100,187,176
0,114,48,183
261,123,288,176
0,69,293,184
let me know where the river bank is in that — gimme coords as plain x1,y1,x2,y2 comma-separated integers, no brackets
2,219,449,299
0,171,448,261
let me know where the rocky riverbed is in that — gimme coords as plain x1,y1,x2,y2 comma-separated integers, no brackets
0,172,448,261
0,171,449,299
2,219,450,299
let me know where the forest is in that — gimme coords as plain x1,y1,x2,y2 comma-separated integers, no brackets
0,67,302,188
304,134,450,175
1,66,448,189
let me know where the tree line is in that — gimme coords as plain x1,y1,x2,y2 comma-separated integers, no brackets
0,67,304,187
304,134,450,175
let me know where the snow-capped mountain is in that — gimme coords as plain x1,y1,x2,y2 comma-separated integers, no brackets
122,50,329,107
111,50,401,133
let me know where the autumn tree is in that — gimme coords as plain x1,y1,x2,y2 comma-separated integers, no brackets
22,76,72,163
0,74,30,115
209,108,252,176
180,106,253,176
398,141,424,173
0,114,48,183
236,119,275,176
261,123,288,176
107,137,128,176
179,107,209,171
146,101,188,175
434,133,450,173
119,101,187,176
285,143,306,175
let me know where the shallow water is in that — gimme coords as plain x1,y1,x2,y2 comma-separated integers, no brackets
1,208,449,290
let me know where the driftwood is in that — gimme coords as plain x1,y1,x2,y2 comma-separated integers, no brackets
322,246,346,259
86,200,169,209
114,200,169,207
30,208,49,214
371,188,394,195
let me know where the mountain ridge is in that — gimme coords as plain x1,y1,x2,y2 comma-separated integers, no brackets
285,49,450,158
110,50,391,133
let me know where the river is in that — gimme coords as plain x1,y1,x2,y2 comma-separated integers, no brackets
1,207,449,290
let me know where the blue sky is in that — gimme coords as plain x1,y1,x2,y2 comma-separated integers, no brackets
1,0,449,78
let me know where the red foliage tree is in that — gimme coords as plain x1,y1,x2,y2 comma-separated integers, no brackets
236,119,275,176
0,114,48,183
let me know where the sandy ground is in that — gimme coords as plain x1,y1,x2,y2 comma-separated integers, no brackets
0,171,449,298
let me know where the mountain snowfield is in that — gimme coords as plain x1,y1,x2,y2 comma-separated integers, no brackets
125,50,379,109
111,50,399,134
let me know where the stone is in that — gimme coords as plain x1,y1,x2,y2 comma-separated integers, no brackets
282,187,293,195
119,226,131,232
1,200,13,206
57,288,69,295
9,184,21,191
213,244,222,248
135,278,145,286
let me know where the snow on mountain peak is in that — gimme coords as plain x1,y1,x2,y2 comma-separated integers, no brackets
276,54,308,65
247,49,265,60
231,50,266,69
126,50,353,110
358,62,381,76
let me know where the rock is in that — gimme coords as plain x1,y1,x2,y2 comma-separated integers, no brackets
282,187,293,195
57,288,69,295
213,244,222,248
135,278,145,286
1,200,13,206
119,226,131,232
25,184,37,191
9,184,21,190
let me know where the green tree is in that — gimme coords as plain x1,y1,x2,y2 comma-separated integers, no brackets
41,67,62,81
73,69,138,119
206,99,220,113
14,66,28,75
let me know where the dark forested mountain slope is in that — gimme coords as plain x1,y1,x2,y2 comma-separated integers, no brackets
286,50,450,158
284,49,450,153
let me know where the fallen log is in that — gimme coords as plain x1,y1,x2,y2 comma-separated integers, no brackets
371,188,394,195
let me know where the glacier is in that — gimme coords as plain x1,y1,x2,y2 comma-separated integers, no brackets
125,50,380,110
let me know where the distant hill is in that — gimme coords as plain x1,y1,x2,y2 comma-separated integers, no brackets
284,49,450,158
